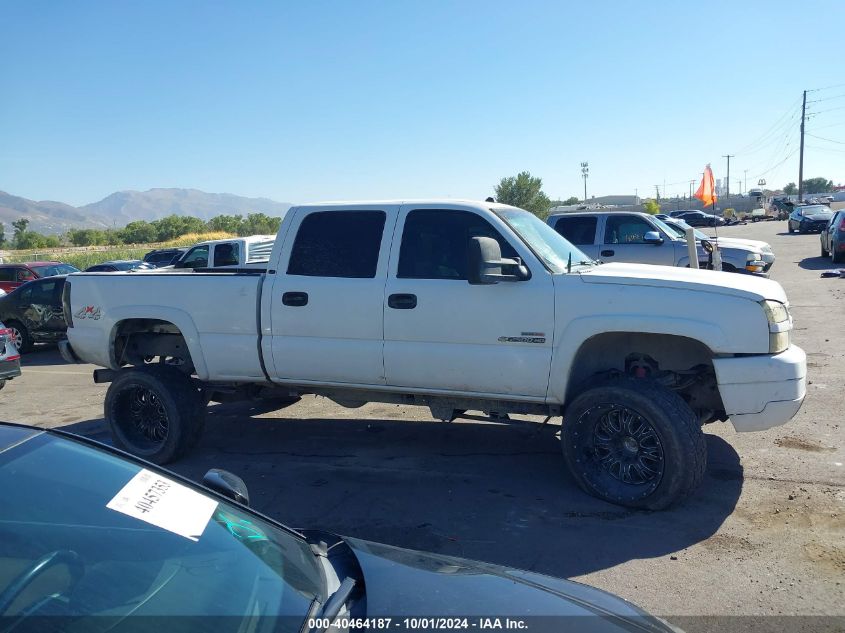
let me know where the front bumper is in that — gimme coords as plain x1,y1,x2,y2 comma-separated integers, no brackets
712,345,806,432
58,340,82,364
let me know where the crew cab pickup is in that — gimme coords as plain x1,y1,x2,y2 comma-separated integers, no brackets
548,211,771,275
61,200,807,510
168,235,276,270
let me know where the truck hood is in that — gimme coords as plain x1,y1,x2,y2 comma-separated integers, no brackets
344,537,675,631
578,262,786,302
715,236,772,252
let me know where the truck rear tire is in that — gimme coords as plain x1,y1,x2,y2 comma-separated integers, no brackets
105,366,206,464
561,377,706,510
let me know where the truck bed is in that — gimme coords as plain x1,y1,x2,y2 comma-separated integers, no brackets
66,271,266,381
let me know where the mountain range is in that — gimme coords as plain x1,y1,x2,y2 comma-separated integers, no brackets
0,188,292,234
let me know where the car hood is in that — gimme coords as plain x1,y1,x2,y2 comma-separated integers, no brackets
801,212,833,221
715,237,771,252
577,262,786,302
344,537,676,632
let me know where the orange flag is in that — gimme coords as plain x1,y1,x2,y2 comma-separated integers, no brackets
695,164,717,207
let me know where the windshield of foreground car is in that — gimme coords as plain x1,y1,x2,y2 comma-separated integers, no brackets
0,430,323,630
30,263,80,277
494,207,593,272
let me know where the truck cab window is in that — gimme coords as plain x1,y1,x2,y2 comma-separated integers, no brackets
604,215,653,244
554,216,597,245
213,242,239,267
287,211,386,278
398,209,518,280
180,246,209,269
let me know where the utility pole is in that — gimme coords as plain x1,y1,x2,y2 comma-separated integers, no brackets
743,169,748,195
689,180,695,203
580,162,589,201
723,154,734,204
654,184,661,201
798,89,807,202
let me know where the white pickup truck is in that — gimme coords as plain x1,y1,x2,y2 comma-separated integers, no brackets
168,235,276,270
61,200,807,509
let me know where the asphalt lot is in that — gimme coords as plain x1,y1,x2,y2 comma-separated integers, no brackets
1,218,842,624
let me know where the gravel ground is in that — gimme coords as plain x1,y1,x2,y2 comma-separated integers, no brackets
1,218,842,628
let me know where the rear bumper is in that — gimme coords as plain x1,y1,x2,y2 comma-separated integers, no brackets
0,360,21,380
712,345,806,432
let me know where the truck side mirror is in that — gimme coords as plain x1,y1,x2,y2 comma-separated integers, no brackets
643,231,664,245
467,236,530,284
203,468,250,506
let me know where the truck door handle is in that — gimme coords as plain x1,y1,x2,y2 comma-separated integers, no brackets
601,249,615,257
388,293,417,309
282,291,308,307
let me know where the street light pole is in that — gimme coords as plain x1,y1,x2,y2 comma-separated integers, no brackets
580,162,589,202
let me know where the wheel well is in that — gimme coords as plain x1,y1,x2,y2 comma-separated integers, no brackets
112,319,194,373
565,332,725,422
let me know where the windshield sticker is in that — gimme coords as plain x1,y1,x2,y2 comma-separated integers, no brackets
107,469,218,541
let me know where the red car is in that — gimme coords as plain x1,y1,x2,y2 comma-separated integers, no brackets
0,262,79,294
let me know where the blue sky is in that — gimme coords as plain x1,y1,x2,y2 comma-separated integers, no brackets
1,0,843,206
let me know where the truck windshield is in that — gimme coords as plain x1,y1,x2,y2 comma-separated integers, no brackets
494,207,593,273
659,219,710,242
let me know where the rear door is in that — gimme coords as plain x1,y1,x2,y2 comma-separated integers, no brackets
268,206,398,385
18,278,66,335
550,215,599,259
599,214,676,265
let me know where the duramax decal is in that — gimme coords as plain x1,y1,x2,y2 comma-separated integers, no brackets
498,332,546,344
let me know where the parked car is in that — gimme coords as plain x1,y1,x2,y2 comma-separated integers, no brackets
84,259,153,272
0,422,678,631
62,200,805,510
674,211,725,227
788,204,835,233
168,236,276,270
0,276,68,353
143,247,187,267
820,209,845,263
548,211,770,275
0,322,21,390
0,262,79,294
660,217,775,274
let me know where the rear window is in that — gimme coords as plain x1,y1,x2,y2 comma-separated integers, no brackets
553,216,597,245
287,211,386,278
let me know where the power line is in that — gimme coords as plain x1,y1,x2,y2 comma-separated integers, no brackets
733,98,801,155
807,105,845,116
808,82,845,93
807,92,845,104
806,132,845,145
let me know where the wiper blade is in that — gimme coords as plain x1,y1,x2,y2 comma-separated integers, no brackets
308,577,357,633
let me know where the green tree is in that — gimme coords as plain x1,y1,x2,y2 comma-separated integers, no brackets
494,171,552,218
802,177,833,194
207,214,245,234
642,199,661,215
0,223,5,247
561,196,580,205
16,231,60,249
783,182,797,195
240,212,282,236
120,220,158,244
12,218,29,246
67,228,108,246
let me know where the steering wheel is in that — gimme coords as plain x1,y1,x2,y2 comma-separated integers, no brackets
0,550,84,616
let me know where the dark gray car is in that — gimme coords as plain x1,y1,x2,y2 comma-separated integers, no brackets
0,423,677,632
788,204,834,234
820,209,845,262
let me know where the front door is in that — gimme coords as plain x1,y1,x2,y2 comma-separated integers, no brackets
599,214,676,266
268,206,398,385
383,206,555,398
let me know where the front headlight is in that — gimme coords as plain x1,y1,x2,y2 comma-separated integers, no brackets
761,300,791,353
